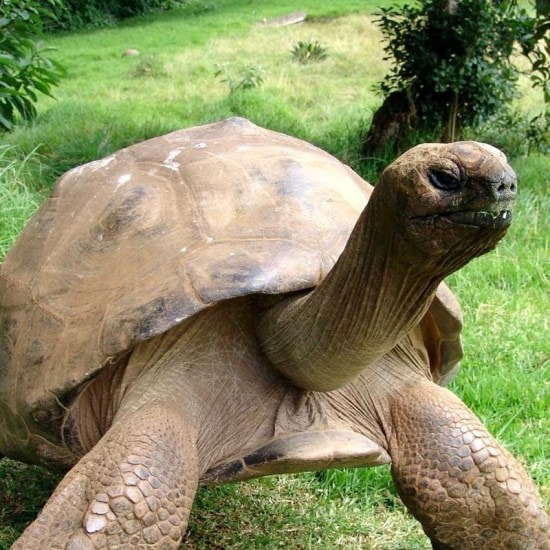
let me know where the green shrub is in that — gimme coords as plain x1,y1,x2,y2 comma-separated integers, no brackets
0,0,64,131
368,0,536,144
522,1,549,104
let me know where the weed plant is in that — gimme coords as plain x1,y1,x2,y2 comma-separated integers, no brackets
214,63,266,93
291,40,329,63
0,1,547,548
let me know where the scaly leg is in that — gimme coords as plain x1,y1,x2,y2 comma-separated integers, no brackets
388,380,549,549
13,403,198,549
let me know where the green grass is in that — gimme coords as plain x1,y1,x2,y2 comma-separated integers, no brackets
0,146,49,258
0,1,548,548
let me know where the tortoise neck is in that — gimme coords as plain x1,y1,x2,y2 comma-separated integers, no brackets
257,185,443,391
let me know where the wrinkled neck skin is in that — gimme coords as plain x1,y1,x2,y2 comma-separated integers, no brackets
320,326,429,435
257,185,445,392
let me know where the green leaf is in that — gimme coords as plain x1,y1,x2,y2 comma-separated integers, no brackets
0,112,14,131
0,0,65,131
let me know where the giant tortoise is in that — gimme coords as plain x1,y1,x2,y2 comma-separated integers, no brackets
0,117,547,548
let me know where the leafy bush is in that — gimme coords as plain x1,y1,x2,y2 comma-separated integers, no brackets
0,0,64,131
524,1,550,104
363,0,537,152
291,40,328,64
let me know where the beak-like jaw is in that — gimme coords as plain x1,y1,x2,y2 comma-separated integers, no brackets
442,208,512,230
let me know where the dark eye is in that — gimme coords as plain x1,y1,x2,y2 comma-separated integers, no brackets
428,169,462,191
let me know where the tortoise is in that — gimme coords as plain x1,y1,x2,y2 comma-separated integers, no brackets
0,117,547,548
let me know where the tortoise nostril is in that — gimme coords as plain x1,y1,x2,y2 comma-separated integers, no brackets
488,172,517,200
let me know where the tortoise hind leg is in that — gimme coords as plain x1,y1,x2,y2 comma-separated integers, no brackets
13,403,198,549
387,379,549,548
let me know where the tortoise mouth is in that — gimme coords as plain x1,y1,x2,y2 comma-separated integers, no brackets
442,209,513,229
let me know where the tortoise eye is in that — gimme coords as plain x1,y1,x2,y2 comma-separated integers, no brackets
428,170,462,191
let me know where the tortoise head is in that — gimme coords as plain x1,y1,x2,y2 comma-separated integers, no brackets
377,141,516,272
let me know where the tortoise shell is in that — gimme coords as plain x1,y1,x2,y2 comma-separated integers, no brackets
0,118,461,454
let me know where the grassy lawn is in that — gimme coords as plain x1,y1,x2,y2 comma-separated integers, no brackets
0,1,548,548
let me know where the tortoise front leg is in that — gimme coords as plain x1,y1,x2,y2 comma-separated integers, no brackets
13,403,198,549
387,380,549,548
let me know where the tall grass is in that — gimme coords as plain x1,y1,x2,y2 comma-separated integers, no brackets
0,147,48,260
0,1,547,548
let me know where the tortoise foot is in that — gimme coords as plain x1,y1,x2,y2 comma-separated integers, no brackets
13,404,198,549
388,380,549,548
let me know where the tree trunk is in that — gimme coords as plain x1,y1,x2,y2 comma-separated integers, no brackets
361,90,416,157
